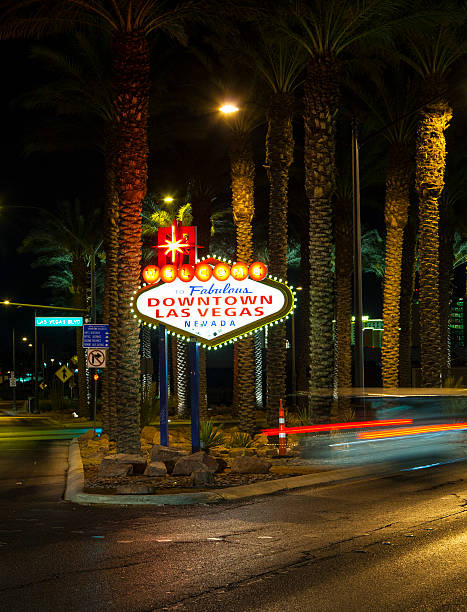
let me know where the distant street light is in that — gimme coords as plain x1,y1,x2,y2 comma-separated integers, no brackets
219,103,239,114
163,196,174,203
22,337,27,342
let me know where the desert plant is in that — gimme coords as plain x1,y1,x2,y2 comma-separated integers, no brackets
229,432,254,448
140,383,159,429
200,421,226,452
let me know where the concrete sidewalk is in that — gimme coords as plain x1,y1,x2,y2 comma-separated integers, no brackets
64,439,410,506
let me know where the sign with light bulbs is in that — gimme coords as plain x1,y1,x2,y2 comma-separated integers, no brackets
135,223,295,348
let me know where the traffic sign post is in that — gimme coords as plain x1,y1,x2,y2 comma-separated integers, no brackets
55,365,74,383
86,348,107,368
82,325,109,348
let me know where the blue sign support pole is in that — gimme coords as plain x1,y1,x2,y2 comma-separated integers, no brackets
189,339,200,453
159,325,169,447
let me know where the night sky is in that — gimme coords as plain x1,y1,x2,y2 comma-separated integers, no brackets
1,19,467,376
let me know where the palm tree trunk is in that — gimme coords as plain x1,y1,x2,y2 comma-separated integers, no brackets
296,208,310,413
230,130,256,434
101,133,119,440
304,56,339,422
334,197,353,416
399,214,417,387
415,99,452,387
113,32,150,453
176,338,190,418
439,199,454,377
190,183,211,421
265,92,294,426
381,146,411,387
140,324,152,388
199,347,208,421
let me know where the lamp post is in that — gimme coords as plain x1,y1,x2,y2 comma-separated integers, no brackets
12,329,16,411
352,123,364,390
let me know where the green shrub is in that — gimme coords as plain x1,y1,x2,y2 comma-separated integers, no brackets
200,421,226,452
140,383,159,429
229,432,254,447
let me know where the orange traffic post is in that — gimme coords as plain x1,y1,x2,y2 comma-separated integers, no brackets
278,399,286,456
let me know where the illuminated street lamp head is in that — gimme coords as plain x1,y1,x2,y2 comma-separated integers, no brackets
22,337,27,342
3,299,10,304
163,196,174,203
219,103,239,114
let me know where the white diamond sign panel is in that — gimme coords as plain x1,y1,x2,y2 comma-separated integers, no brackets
133,275,295,347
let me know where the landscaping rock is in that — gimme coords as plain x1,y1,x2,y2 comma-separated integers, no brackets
141,426,158,442
151,444,188,463
116,484,155,495
191,468,215,487
79,429,96,441
230,456,271,474
98,453,147,476
98,460,133,478
144,461,167,477
189,451,218,471
172,457,207,476
212,457,228,473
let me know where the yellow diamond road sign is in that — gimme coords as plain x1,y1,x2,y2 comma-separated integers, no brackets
55,365,73,383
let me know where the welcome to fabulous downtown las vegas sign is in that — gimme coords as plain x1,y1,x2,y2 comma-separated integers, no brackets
131,221,296,348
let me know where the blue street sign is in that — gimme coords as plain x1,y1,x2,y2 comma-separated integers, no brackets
35,317,83,327
82,324,110,348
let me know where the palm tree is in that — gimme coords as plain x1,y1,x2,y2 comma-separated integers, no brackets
226,112,258,434
357,68,417,387
281,0,407,420
398,208,417,387
1,0,203,453
247,31,306,426
400,21,465,386
19,200,103,418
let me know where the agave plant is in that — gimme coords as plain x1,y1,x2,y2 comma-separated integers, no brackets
200,421,226,452
229,432,254,448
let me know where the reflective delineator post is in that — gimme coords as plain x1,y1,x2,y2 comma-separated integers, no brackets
278,399,286,456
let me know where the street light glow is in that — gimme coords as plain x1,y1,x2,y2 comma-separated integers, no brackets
219,104,239,114
3,299,10,304
163,196,174,203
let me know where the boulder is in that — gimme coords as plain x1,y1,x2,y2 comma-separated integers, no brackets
79,429,95,441
230,456,271,474
191,468,215,487
98,453,147,476
212,457,228,473
98,461,133,478
151,444,188,464
172,457,206,476
144,461,167,477
141,426,158,442
190,451,218,471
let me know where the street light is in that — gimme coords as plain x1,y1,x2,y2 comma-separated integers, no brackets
219,103,239,114
163,196,174,203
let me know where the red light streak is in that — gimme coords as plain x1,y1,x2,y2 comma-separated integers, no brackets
357,423,467,440
261,418,413,436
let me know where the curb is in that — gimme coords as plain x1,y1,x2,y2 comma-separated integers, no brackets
64,439,407,506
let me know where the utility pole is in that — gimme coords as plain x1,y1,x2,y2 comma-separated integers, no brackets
34,310,38,413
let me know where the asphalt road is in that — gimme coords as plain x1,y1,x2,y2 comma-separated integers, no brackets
0,436,466,611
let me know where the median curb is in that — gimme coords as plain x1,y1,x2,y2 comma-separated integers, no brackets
64,439,408,506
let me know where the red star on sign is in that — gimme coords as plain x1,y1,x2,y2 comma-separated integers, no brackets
155,220,201,267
